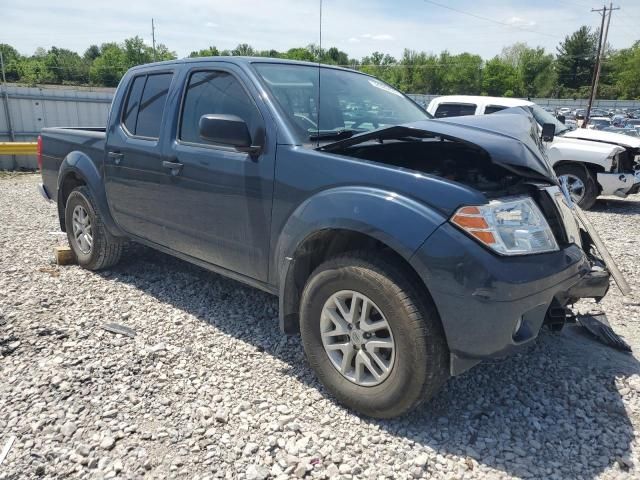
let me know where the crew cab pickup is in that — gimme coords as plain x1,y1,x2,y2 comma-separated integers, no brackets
427,95,640,209
38,58,625,418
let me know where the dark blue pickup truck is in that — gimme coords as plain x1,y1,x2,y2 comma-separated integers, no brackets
38,57,623,418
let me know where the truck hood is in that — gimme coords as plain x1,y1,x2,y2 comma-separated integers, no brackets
322,111,557,182
563,127,640,149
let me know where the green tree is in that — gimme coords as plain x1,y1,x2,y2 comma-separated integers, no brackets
440,52,483,95
83,45,101,62
123,36,153,67
323,47,349,65
154,44,177,61
189,46,220,57
609,41,640,99
520,47,555,97
0,44,21,82
44,47,88,84
360,51,398,85
231,43,255,56
556,26,598,90
283,47,315,62
89,42,126,87
482,57,518,96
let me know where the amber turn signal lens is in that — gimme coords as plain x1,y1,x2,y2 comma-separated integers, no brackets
456,206,481,215
470,230,497,244
451,215,489,230
450,209,496,246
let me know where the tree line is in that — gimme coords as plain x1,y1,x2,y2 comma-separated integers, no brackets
1,25,639,99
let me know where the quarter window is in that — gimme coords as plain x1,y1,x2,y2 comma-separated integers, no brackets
121,73,173,138
180,70,261,145
434,103,477,118
122,75,146,134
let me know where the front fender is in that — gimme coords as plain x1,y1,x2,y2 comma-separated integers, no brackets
275,186,446,271
274,186,446,330
57,152,124,237
547,138,623,171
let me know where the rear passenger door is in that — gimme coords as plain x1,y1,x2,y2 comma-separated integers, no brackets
104,71,174,245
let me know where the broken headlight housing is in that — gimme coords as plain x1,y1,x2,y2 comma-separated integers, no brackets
451,196,559,255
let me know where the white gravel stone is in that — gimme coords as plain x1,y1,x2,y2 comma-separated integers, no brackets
1,174,640,479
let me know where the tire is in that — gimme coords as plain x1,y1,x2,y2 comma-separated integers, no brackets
555,164,599,210
64,186,123,270
299,251,449,418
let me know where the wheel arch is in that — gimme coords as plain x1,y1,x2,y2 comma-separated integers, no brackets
554,160,603,196
274,187,447,335
57,151,124,237
279,228,444,336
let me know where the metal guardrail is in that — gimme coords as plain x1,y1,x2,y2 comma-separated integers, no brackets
0,142,37,155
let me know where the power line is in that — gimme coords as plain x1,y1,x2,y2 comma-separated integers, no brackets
422,0,559,39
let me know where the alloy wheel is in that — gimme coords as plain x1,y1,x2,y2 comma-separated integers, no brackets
320,290,395,387
72,204,93,254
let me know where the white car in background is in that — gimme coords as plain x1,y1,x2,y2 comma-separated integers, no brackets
427,96,640,209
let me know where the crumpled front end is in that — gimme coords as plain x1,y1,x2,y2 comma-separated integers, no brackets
410,184,622,376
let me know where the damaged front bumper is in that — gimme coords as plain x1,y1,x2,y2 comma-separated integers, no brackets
597,170,640,197
410,186,627,376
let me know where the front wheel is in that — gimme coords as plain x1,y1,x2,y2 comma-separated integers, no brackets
299,252,449,418
555,164,599,210
64,186,124,270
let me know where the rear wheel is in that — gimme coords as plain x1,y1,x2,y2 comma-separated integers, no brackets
64,186,124,270
555,164,598,210
299,252,449,418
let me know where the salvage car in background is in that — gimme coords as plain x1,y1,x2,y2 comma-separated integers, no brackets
37,58,627,418
427,95,640,209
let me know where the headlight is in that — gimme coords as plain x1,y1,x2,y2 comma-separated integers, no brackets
451,196,559,255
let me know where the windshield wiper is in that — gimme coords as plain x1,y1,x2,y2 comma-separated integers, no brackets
309,129,363,141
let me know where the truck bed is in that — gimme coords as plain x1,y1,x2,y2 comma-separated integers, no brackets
40,127,106,203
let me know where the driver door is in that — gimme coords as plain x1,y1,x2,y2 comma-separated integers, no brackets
161,66,276,282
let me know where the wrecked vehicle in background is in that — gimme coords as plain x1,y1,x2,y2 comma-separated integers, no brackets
37,58,629,418
427,95,640,210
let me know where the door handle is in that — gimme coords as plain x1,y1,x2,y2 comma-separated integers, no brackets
162,160,183,176
108,151,124,165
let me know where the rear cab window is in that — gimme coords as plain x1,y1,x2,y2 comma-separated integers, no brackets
121,72,173,139
434,103,477,118
484,105,507,114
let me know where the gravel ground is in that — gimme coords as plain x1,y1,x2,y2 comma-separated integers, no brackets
1,173,640,480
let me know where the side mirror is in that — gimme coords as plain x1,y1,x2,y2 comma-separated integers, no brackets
198,114,262,155
541,123,555,143
556,115,565,124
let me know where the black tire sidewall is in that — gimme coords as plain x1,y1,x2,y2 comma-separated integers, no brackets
300,261,437,418
65,189,99,267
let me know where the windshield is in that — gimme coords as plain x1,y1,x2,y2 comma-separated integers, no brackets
529,104,571,135
253,63,430,143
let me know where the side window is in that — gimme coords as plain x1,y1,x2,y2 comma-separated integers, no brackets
180,70,261,145
135,73,173,138
485,105,507,114
122,75,146,134
434,103,477,118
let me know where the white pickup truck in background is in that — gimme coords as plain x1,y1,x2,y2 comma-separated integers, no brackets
427,95,640,209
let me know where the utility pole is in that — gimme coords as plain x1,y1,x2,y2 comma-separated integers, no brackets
584,3,619,127
151,18,157,61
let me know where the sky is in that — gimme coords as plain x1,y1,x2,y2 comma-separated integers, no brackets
3,0,640,60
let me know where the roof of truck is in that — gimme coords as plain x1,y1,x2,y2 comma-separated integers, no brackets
127,56,361,74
